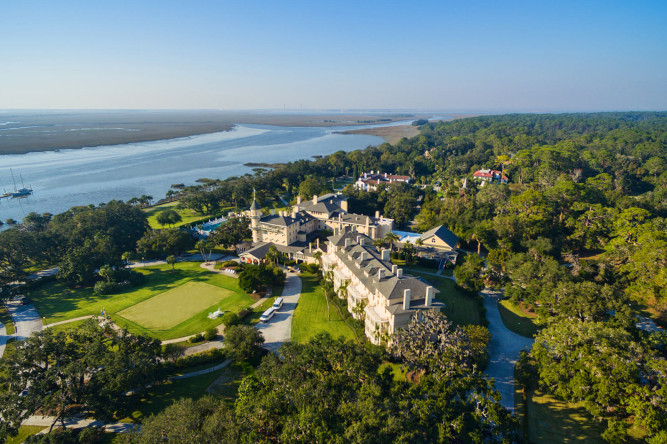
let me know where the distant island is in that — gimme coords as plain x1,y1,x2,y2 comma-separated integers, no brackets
0,110,424,155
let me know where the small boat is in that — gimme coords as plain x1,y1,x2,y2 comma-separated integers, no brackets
0,190,10,198
11,187,33,197
9,169,33,198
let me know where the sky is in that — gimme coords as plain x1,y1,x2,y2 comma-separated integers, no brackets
1,0,666,112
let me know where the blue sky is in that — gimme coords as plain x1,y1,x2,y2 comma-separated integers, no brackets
1,0,666,111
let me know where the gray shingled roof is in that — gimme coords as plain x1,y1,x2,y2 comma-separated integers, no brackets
420,225,459,248
249,199,261,210
334,238,440,303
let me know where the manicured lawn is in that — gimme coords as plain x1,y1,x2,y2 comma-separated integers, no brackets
6,426,47,444
0,304,15,335
30,263,254,340
291,273,355,343
118,282,234,330
122,368,227,423
411,272,483,326
498,299,538,338
45,319,89,334
144,201,206,229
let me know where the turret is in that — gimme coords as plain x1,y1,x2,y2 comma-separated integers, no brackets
249,189,262,242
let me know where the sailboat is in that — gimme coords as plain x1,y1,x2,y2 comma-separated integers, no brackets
10,169,33,198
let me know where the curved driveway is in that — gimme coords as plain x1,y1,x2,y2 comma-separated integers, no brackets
255,273,302,353
482,289,534,412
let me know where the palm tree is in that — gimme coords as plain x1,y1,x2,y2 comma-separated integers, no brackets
98,265,113,283
383,232,400,252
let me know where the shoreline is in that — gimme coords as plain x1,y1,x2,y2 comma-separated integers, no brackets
339,114,480,144
0,111,427,156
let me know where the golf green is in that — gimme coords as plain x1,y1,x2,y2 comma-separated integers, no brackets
117,281,234,330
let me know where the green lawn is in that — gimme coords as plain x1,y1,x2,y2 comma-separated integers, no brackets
5,426,47,444
292,273,356,343
118,282,234,330
30,263,254,340
144,202,207,229
0,304,15,335
122,361,246,422
45,319,90,334
379,362,408,382
411,272,483,326
498,300,538,338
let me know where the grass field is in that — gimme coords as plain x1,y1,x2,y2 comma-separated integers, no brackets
29,263,254,340
0,304,15,335
5,426,47,444
498,300,538,338
118,282,234,330
410,272,483,326
144,202,207,229
292,273,356,343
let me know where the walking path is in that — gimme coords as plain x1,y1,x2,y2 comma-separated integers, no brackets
170,357,233,380
6,300,43,340
255,273,302,353
44,315,94,328
481,289,534,413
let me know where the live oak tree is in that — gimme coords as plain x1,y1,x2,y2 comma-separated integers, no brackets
125,333,516,443
0,319,162,440
156,208,182,227
521,320,667,440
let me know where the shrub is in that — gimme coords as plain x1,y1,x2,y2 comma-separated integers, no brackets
221,312,240,328
163,348,227,372
188,333,205,344
237,308,251,320
93,280,117,295
204,327,218,341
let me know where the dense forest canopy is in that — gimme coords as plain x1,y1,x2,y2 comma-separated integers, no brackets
1,112,665,441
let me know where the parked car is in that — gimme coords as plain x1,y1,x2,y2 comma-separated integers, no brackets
259,307,276,323
19,297,30,306
272,297,284,310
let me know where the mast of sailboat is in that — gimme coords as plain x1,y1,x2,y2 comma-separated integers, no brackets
10,168,18,192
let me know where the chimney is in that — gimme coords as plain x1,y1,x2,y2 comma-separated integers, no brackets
309,243,312,253
375,210,380,218
392,264,398,275
345,238,352,247
425,286,434,308
316,238,320,249
360,238,367,246
292,209,297,218
384,172,387,178
403,289,411,310
381,249,390,261
297,196,302,204
312,195,318,204
377,269,383,280
397,268,403,278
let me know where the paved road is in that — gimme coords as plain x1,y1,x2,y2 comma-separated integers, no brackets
482,289,534,413
255,273,302,353
6,300,44,340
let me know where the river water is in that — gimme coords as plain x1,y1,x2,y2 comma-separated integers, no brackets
0,123,391,224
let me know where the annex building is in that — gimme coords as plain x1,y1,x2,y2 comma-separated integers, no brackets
239,193,394,264
321,230,444,345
